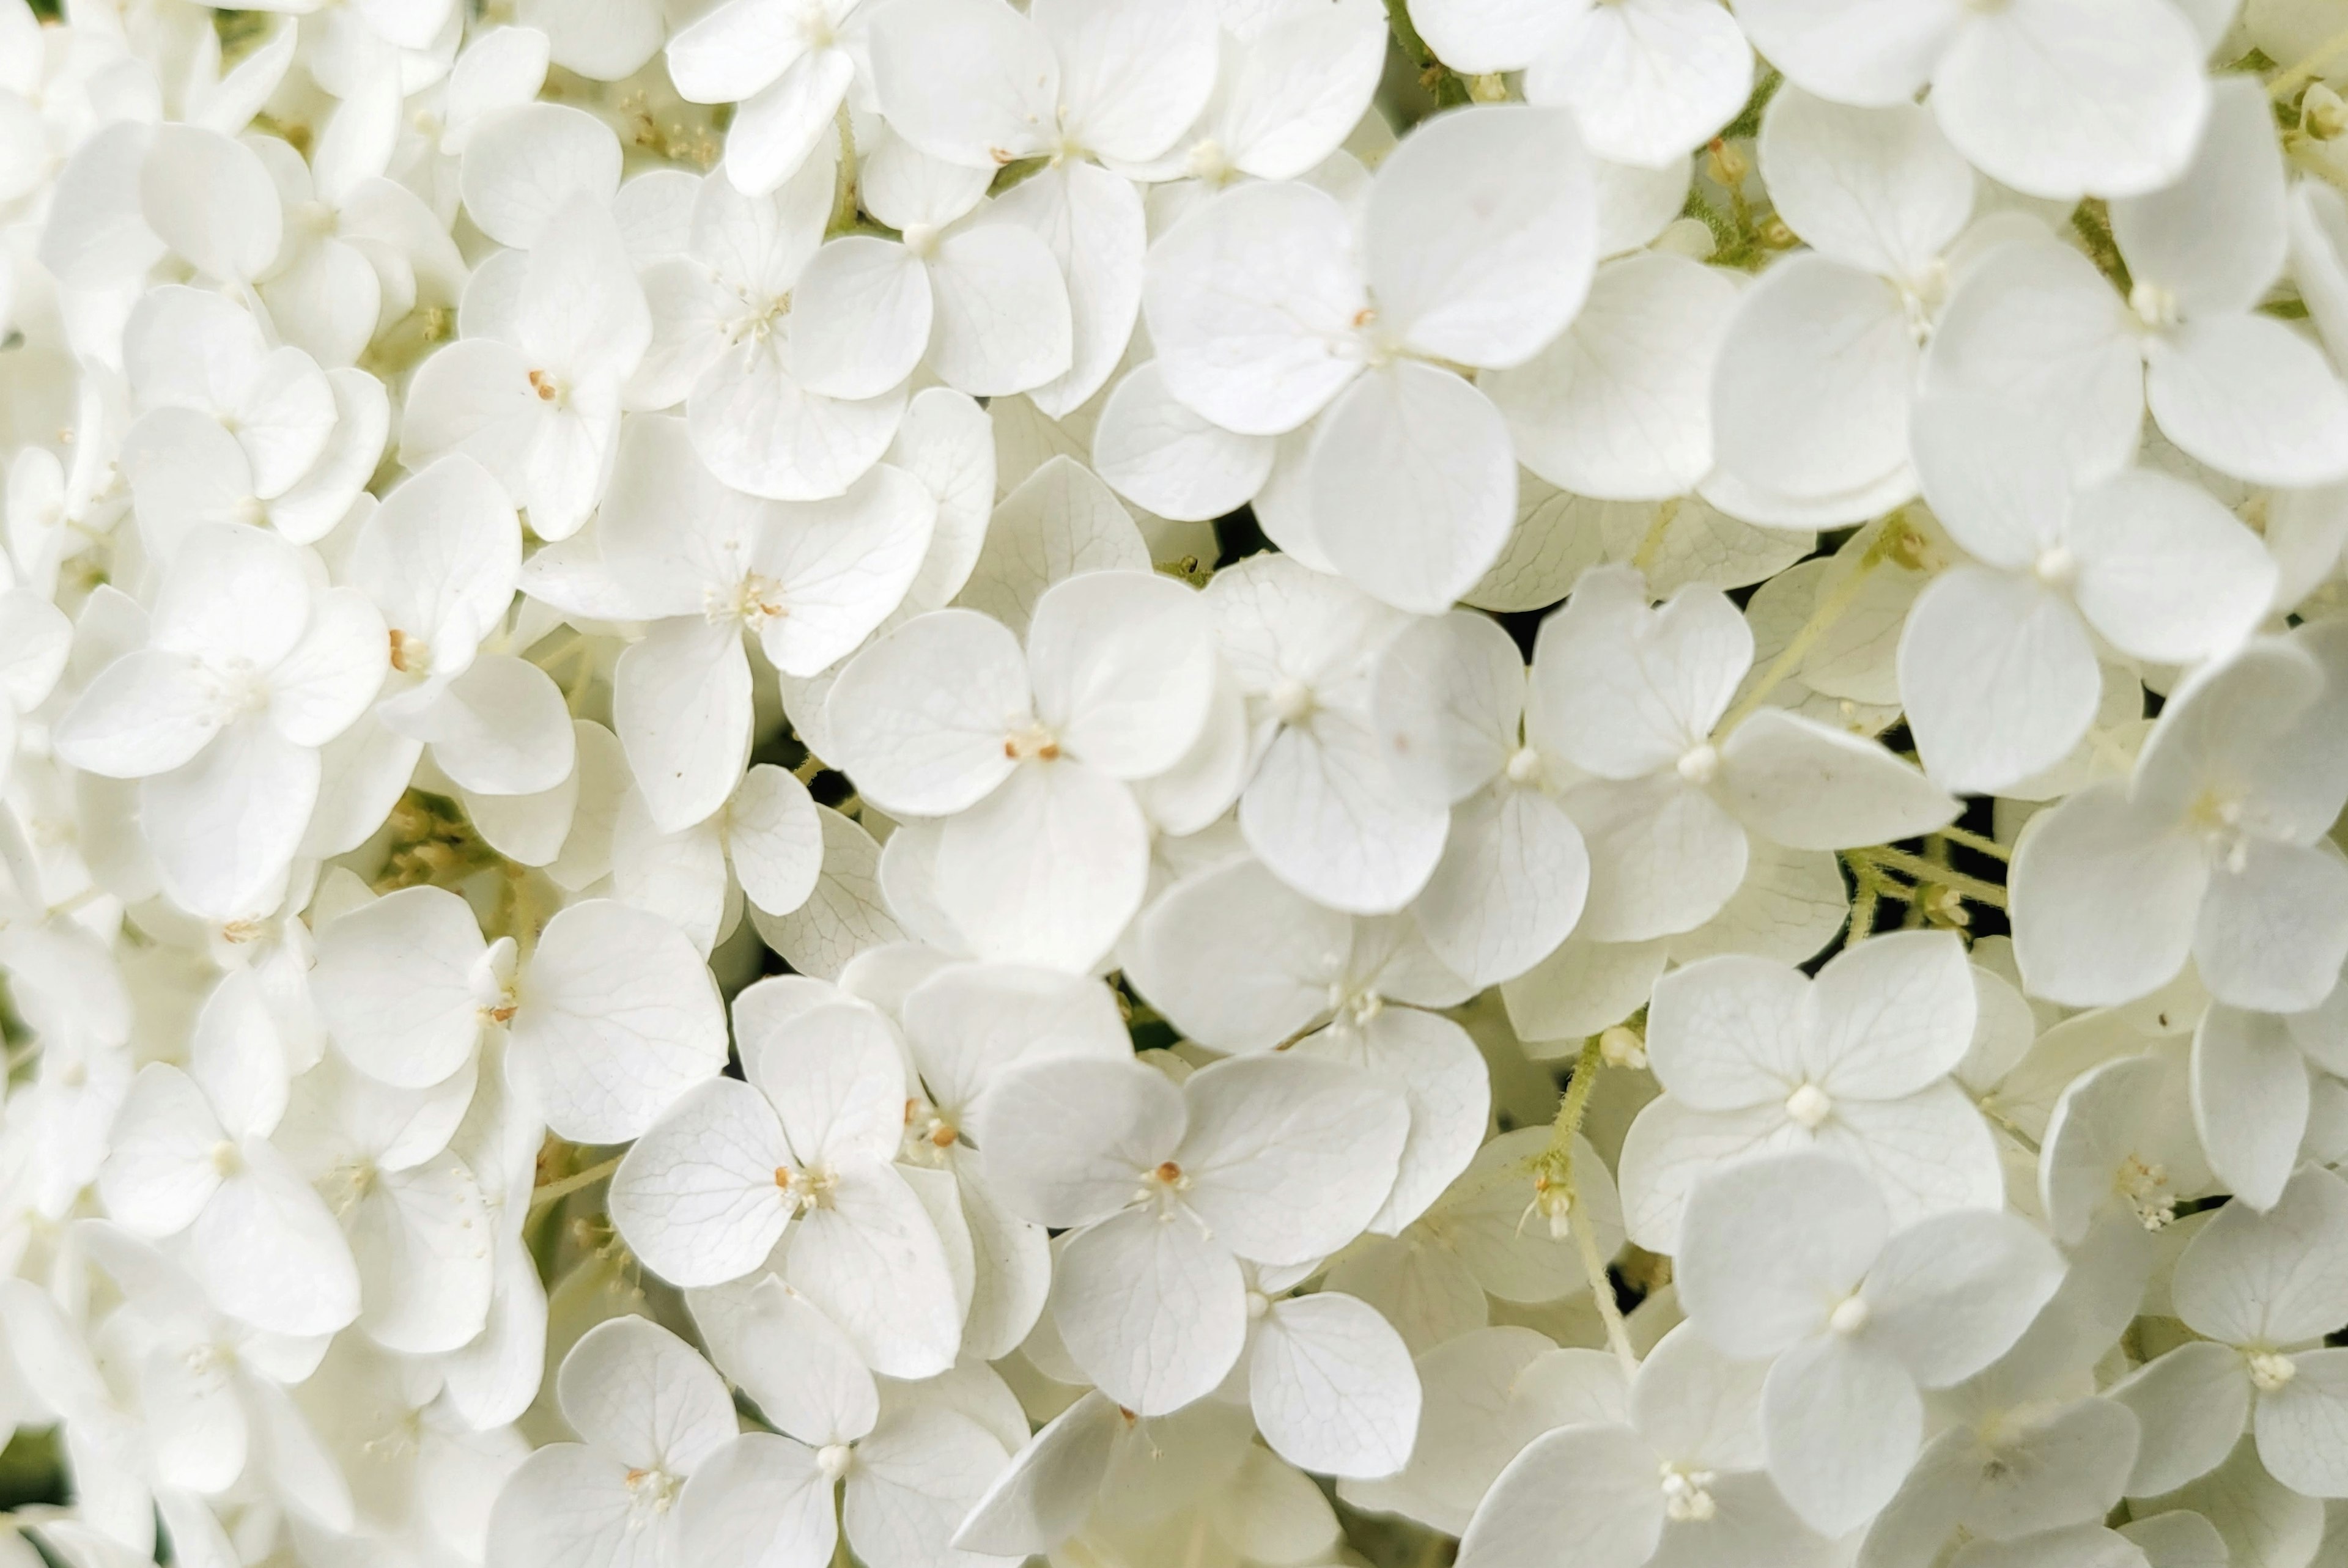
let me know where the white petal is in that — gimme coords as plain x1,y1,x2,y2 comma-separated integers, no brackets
724,52,855,197
1091,361,1275,522
1242,713,1452,916
1308,364,1518,614
1485,251,1738,502
350,1154,496,1353
956,455,1150,638
484,1445,652,1568
825,608,1027,817
1143,179,1365,435
752,806,905,980
758,463,937,677
1757,87,1973,278
1526,0,1752,171
868,0,1058,167
1456,1423,1665,1568
1028,569,1216,778
1929,0,2207,199
1178,1052,1411,1265
1806,929,1976,1098
690,342,906,503
1252,1292,1421,1479
675,1433,836,1568
935,760,1151,972
1365,105,1597,368
1727,0,1955,106
791,1161,965,1378
2009,783,2208,1009
927,219,1076,398
510,900,729,1143
609,1077,793,1288
1411,784,1590,988
989,161,1145,419
2110,1341,2253,1497
615,620,751,833
141,125,281,283
1764,1333,1923,1536
1709,254,1916,508
2173,1166,2348,1348
1899,567,2100,796
1567,771,1748,943
973,1056,1184,1229
1678,1150,1888,1356
1037,0,1219,164
844,1405,1014,1568
2253,1347,2348,1497
1129,854,1351,1054
1719,707,1957,851
557,1314,740,1473
2145,315,2348,489
1864,1207,2065,1388
789,237,932,402
1921,239,2142,483
726,764,824,917
2109,77,2288,317
1052,1204,1246,1416
459,103,621,248
193,1146,361,1338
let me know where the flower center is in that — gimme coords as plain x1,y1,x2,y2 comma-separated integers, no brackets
205,657,273,723
389,627,430,675
1829,1295,1870,1335
816,1443,854,1481
623,1465,681,1517
2250,1351,2298,1392
1270,678,1315,727
527,367,564,403
210,1139,243,1177
1676,743,1720,786
774,1163,840,1214
1184,138,1232,183
1660,1461,1718,1523
1505,745,1545,786
2115,1155,2176,1231
1004,725,1061,762
1785,1083,1833,1130
2032,547,2078,590
2128,281,2180,331
706,572,787,627
725,293,791,346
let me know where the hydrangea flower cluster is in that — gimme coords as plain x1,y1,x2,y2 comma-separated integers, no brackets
5,0,2348,1565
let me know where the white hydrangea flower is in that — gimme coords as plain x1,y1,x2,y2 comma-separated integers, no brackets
972,1050,1408,1413
54,524,386,919
1927,79,2348,490
1677,1152,2065,1535
2110,1166,2348,1501
97,971,361,1339
826,570,1216,971
1620,930,2005,1251
1535,567,1955,943
1731,0,2209,199
1458,1323,1831,1568
485,1316,738,1568
402,185,651,540
2011,625,2348,1012
870,0,1220,417
609,999,965,1375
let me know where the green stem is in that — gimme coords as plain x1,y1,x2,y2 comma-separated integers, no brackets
1717,519,1893,736
1846,845,2007,910
528,1154,623,1215
1933,824,2010,861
